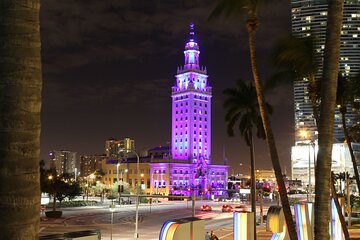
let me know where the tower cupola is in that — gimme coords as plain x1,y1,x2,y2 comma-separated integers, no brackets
183,23,200,69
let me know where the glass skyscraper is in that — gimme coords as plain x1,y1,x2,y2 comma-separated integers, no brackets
291,0,360,142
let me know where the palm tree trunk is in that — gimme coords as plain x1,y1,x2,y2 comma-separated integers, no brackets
246,17,298,240
0,0,42,239
331,172,350,240
341,108,360,192
249,128,257,240
315,0,344,239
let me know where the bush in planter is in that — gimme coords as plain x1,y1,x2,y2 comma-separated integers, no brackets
45,210,62,218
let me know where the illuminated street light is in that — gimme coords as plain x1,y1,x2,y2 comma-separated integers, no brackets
122,150,140,239
299,129,316,202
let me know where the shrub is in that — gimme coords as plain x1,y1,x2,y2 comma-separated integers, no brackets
45,211,62,218
47,200,98,208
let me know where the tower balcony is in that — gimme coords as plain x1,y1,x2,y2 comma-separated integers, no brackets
171,86,212,94
177,65,207,75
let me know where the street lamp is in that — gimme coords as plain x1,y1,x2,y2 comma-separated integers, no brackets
119,168,126,205
299,130,316,202
125,150,140,239
109,204,116,240
116,163,120,205
119,150,140,239
86,173,95,202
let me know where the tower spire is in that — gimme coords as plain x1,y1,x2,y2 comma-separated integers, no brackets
184,22,200,69
189,22,195,41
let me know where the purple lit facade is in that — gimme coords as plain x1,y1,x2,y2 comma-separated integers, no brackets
171,23,211,163
149,24,228,198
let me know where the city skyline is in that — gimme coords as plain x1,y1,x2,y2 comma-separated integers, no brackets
40,1,294,174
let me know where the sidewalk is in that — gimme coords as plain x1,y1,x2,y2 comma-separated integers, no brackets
214,226,360,240
214,227,272,240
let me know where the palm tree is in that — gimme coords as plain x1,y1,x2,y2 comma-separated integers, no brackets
269,35,320,125
331,172,350,239
315,0,344,238
349,123,360,142
209,1,297,239
336,73,360,193
223,79,270,239
0,1,42,239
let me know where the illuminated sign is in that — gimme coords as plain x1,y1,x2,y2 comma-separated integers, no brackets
331,199,345,240
233,211,254,240
159,218,204,240
294,203,313,240
266,206,289,240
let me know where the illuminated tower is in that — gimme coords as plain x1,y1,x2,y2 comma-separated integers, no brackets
171,23,212,164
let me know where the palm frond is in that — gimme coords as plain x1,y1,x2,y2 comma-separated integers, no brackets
208,0,249,21
223,78,272,144
270,35,319,78
264,70,297,91
226,112,241,137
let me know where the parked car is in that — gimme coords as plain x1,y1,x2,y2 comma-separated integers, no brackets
200,205,212,211
221,205,233,212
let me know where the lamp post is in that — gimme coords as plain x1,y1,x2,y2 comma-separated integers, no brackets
132,151,140,239
109,204,116,240
300,130,316,202
119,168,125,205
116,163,120,205
86,174,94,202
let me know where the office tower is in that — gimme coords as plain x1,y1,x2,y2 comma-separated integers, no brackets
80,154,106,177
105,137,135,159
292,0,360,141
49,150,77,175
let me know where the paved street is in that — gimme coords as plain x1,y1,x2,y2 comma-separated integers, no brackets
40,199,360,239
40,200,267,239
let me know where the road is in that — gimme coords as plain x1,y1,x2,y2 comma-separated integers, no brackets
40,200,275,239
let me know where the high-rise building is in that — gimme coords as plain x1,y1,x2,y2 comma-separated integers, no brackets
105,137,135,159
80,154,106,177
291,143,354,186
49,150,77,175
291,0,360,141
171,23,212,164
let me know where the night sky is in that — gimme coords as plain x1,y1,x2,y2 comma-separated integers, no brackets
40,0,294,175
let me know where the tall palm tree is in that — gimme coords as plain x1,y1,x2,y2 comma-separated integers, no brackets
349,123,360,142
315,0,344,238
223,79,270,240
269,35,320,125
209,1,298,239
0,1,42,239
336,73,360,193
